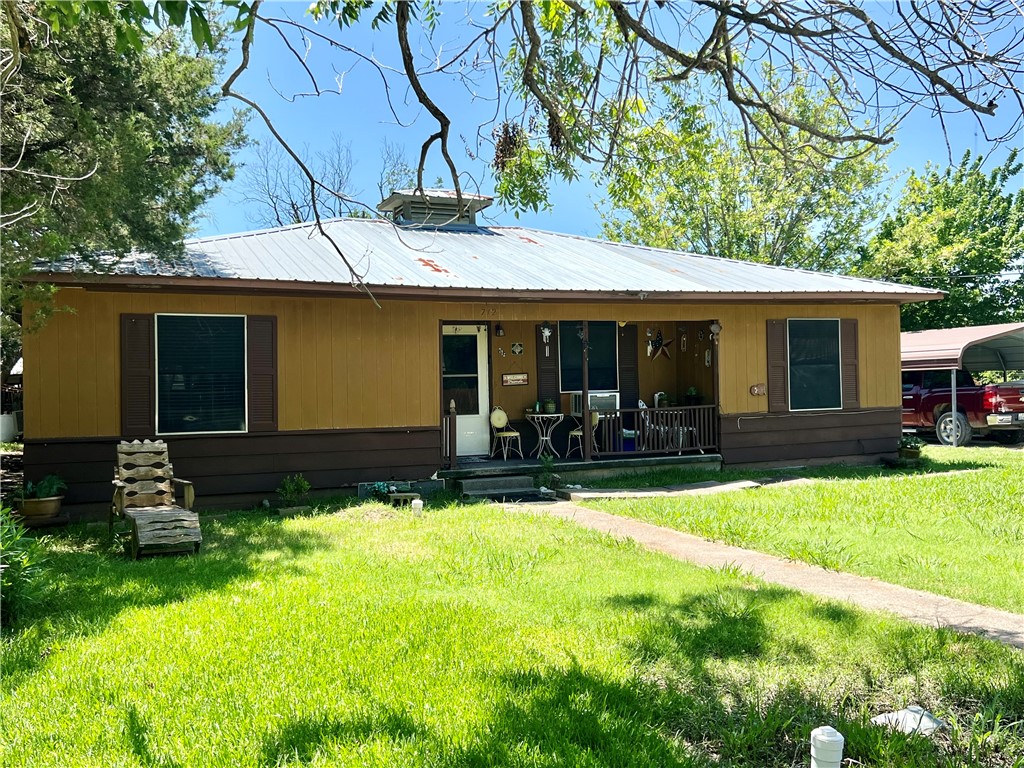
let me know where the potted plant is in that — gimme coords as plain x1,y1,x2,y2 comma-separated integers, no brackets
276,473,312,516
898,435,925,459
542,398,557,414
683,386,702,406
16,474,67,520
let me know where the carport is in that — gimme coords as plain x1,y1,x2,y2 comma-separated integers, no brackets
901,322,1024,445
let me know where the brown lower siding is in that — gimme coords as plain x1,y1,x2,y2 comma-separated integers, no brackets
23,427,442,517
719,408,900,465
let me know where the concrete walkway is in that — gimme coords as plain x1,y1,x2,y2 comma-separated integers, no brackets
524,500,1024,650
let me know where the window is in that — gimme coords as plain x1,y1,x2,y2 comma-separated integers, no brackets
922,370,976,389
558,321,617,392
156,314,246,434
788,319,841,410
902,372,921,393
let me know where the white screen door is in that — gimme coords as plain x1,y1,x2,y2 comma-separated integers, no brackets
442,325,490,455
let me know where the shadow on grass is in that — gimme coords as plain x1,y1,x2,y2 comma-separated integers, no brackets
588,584,1020,766
3,514,337,687
125,704,183,768
259,706,423,767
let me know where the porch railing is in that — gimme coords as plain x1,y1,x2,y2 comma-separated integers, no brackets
441,402,457,469
593,404,718,456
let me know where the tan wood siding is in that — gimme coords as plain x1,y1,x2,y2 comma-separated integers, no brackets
23,291,903,438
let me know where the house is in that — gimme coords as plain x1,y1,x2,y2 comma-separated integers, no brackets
23,190,941,515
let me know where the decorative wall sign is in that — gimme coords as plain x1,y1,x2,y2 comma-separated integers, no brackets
502,373,529,386
511,342,524,355
651,329,675,360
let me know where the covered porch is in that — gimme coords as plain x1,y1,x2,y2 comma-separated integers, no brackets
440,318,721,468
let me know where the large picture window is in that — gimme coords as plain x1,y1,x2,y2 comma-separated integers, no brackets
788,319,841,410
559,321,618,392
156,314,246,434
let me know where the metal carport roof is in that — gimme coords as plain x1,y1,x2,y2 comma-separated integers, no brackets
901,322,1024,371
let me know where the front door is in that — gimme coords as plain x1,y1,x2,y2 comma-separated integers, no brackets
442,325,490,455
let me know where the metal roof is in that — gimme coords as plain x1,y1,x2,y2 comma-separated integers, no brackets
901,322,1024,371
40,217,942,302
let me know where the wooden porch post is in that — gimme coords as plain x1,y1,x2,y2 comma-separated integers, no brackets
448,399,458,469
582,320,592,462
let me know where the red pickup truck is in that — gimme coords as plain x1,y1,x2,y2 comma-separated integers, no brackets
901,370,1024,446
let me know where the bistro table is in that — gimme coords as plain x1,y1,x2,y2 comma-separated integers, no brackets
526,411,564,458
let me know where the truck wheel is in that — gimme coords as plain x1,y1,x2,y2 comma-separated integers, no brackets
936,412,973,446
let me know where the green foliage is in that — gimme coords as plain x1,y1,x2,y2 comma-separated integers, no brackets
591,445,1024,612
0,507,49,629
16,475,66,501
856,150,1024,330
368,481,396,502
276,474,312,507
1,9,246,381
899,435,926,450
601,72,889,271
535,453,560,489
1,505,1023,765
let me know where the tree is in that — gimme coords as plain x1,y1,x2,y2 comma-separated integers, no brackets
855,150,1024,330
6,1,1024,284
240,135,359,227
600,75,889,271
0,7,245,386
239,136,415,228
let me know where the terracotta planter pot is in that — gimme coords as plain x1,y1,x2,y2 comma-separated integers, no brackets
18,496,64,519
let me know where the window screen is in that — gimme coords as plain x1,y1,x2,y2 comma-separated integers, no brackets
559,321,618,392
788,319,841,410
157,315,246,433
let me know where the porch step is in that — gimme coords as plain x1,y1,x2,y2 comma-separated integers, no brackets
459,475,538,495
460,474,555,503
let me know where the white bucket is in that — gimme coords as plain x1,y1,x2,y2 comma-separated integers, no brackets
810,725,844,768
0,413,16,442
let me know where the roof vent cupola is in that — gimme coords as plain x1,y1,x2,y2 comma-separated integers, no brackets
377,189,493,228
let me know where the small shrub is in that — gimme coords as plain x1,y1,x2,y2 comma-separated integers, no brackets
0,507,48,629
276,474,311,507
368,481,396,503
16,474,67,500
534,454,560,489
898,435,925,450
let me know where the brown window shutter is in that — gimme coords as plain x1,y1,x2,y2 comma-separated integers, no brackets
536,324,560,401
247,315,278,432
840,318,860,409
121,314,155,437
617,324,639,409
766,319,789,413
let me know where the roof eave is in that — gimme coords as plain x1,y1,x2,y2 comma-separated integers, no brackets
32,273,945,304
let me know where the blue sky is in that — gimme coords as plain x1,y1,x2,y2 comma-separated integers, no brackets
196,2,1021,240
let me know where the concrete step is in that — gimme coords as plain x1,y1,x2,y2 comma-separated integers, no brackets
459,475,537,495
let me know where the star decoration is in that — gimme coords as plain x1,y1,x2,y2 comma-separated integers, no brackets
652,335,675,360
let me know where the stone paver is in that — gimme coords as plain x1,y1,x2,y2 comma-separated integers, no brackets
524,500,1024,650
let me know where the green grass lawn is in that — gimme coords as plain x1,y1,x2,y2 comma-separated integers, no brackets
587,445,1024,613
2,502,1023,767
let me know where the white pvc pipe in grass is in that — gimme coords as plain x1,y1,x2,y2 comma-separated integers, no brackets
810,726,844,768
